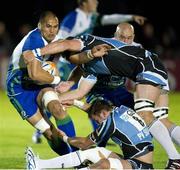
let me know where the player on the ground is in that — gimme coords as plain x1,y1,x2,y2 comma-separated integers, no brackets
26,98,153,170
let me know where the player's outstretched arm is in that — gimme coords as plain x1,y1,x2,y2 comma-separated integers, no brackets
40,39,82,55
22,39,83,63
101,14,147,26
58,129,94,149
57,75,96,102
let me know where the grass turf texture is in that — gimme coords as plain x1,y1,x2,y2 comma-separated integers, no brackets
0,90,180,169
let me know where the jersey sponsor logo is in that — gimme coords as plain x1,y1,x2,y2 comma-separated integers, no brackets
120,109,146,131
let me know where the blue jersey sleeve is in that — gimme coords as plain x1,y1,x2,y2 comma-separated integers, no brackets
22,29,45,52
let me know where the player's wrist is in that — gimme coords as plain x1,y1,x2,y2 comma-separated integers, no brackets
87,50,94,60
51,76,61,85
63,135,69,143
73,99,85,109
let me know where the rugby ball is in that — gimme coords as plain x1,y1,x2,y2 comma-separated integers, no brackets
42,61,57,76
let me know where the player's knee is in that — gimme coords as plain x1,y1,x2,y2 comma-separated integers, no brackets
135,98,155,124
135,98,155,113
42,90,59,110
153,107,169,119
108,158,123,170
41,90,67,119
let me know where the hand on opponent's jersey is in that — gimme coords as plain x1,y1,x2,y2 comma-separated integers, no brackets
23,50,35,64
55,81,74,93
91,44,111,58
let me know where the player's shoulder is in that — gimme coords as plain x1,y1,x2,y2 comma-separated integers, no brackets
22,28,45,50
131,41,143,48
25,28,42,41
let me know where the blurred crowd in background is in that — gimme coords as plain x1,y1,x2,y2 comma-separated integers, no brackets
0,0,180,90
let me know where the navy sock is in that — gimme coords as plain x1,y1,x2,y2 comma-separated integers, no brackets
56,115,78,152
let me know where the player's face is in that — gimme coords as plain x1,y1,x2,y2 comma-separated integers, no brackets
116,29,135,44
91,110,108,124
40,17,59,42
86,0,98,13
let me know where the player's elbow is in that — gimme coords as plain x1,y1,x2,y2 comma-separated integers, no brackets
29,71,40,81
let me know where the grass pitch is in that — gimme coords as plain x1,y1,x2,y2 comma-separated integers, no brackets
0,90,180,169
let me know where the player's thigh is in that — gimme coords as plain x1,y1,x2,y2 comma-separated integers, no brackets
155,92,168,107
8,89,40,120
135,84,160,102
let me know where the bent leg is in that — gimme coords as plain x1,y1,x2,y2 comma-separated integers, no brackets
37,87,77,153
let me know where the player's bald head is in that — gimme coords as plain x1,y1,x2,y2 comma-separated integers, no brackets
116,23,134,36
115,22,135,44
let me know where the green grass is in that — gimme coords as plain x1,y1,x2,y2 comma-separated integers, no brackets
0,90,180,169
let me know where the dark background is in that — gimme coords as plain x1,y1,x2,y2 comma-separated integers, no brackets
0,0,179,57
0,0,178,38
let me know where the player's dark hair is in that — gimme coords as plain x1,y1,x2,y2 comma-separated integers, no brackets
87,98,112,118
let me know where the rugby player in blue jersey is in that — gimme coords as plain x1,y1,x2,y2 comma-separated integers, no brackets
6,10,109,155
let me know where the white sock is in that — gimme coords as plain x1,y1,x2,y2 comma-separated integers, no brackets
170,126,180,146
38,151,82,169
78,167,89,170
149,119,180,159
